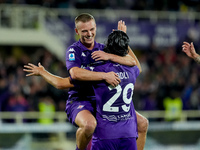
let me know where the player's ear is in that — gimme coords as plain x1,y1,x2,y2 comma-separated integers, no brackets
75,28,79,35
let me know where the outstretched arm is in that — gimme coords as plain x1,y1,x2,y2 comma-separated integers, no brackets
23,63,74,89
182,42,200,64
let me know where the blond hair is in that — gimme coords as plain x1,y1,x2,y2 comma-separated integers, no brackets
75,13,95,28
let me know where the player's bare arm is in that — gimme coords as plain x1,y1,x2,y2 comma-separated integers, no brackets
127,46,142,73
69,67,120,87
182,42,200,64
91,50,136,66
91,20,136,66
119,20,142,72
23,63,74,89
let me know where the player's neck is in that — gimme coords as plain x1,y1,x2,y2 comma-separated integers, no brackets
83,42,94,50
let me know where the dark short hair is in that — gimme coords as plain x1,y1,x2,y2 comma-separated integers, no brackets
104,30,129,56
75,13,95,28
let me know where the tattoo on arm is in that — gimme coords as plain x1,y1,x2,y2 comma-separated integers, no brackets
194,56,200,64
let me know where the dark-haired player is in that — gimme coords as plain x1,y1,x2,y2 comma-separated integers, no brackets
86,30,141,150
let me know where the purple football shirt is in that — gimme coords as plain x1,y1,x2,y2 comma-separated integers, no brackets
89,61,139,139
65,40,104,101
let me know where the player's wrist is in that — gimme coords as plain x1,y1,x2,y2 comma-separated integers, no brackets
194,55,200,64
39,68,45,76
102,72,108,80
108,53,116,61
193,53,199,58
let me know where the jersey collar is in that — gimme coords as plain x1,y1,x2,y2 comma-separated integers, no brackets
78,40,99,51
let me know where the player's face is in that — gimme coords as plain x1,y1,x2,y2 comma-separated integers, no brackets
75,20,96,49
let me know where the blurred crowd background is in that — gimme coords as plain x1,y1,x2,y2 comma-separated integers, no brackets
0,46,69,122
0,0,200,123
0,0,200,11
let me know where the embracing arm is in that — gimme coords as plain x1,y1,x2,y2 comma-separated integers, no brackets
92,20,138,67
118,20,142,70
91,51,136,66
109,53,136,66
69,67,120,87
23,63,74,89
128,46,142,73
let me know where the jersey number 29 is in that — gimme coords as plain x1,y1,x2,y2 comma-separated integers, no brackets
103,83,134,112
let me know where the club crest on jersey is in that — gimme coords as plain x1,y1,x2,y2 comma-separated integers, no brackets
69,53,75,61
77,105,84,109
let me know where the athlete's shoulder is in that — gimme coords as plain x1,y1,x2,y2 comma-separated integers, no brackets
132,65,140,77
66,41,82,52
94,41,105,50
124,64,139,71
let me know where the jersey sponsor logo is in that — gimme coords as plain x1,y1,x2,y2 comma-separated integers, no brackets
77,105,84,109
117,113,132,121
69,53,75,61
102,115,118,122
69,48,75,52
102,113,132,122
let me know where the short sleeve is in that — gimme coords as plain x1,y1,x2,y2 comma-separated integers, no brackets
134,66,140,78
66,46,81,71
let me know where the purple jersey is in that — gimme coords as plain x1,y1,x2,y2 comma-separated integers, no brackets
91,137,137,150
65,40,104,101
89,61,139,139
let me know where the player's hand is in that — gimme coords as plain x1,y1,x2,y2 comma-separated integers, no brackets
23,62,44,76
104,71,121,87
182,42,198,59
112,20,127,33
117,20,127,33
92,51,111,61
